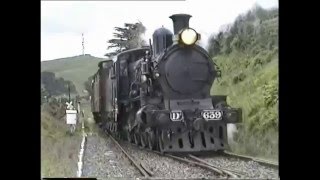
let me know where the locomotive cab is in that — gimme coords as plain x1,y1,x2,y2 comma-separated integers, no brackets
113,48,150,101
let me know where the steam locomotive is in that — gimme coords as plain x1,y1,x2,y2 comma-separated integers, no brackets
91,14,242,153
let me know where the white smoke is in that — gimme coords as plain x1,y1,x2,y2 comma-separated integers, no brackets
227,124,238,144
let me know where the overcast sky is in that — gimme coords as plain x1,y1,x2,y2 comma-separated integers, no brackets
41,0,278,61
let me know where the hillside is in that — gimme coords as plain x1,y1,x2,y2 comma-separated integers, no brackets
208,6,278,160
41,102,81,177
41,54,105,95
41,98,96,177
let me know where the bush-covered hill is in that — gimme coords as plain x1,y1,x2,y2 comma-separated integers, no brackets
41,54,104,95
208,5,278,160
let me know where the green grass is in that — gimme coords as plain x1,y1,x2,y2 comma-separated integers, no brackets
41,105,82,177
77,100,97,134
41,54,104,95
211,49,278,160
41,97,98,177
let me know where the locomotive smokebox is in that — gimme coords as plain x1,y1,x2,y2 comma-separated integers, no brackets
169,14,192,34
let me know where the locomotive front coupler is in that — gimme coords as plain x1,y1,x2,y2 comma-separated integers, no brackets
192,117,206,131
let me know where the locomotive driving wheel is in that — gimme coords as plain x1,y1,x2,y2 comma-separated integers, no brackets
126,130,133,143
140,132,148,148
158,130,165,152
147,130,156,150
106,122,110,133
134,132,141,146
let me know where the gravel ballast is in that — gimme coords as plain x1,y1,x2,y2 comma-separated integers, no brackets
120,142,219,179
82,130,278,179
82,133,141,178
202,155,279,179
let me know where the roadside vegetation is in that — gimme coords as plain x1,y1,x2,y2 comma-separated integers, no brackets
207,5,278,160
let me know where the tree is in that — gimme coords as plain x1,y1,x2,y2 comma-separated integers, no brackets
207,5,278,56
83,75,94,97
41,71,77,96
244,23,254,36
105,22,147,58
230,35,241,51
252,4,268,21
221,35,233,54
41,87,49,104
207,35,221,57
245,10,256,22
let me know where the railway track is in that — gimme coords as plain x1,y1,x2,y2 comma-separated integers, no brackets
108,133,255,179
164,153,240,178
108,133,154,178
153,151,278,179
221,151,279,168
104,132,279,179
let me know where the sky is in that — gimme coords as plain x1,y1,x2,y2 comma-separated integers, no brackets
41,0,278,61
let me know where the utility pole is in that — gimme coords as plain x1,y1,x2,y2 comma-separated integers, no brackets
82,33,85,56
68,83,71,103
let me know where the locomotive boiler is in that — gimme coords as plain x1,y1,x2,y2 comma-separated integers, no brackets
91,14,242,153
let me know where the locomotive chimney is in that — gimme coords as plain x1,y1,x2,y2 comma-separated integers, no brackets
169,14,192,34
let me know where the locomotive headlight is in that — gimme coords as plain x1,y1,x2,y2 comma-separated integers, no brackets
180,28,198,45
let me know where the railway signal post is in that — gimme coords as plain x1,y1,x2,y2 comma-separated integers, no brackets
66,101,77,134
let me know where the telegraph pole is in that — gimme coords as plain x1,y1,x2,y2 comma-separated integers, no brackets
82,33,84,55
68,83,71,103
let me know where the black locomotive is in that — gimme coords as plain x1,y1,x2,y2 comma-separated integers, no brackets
91,14,242,153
